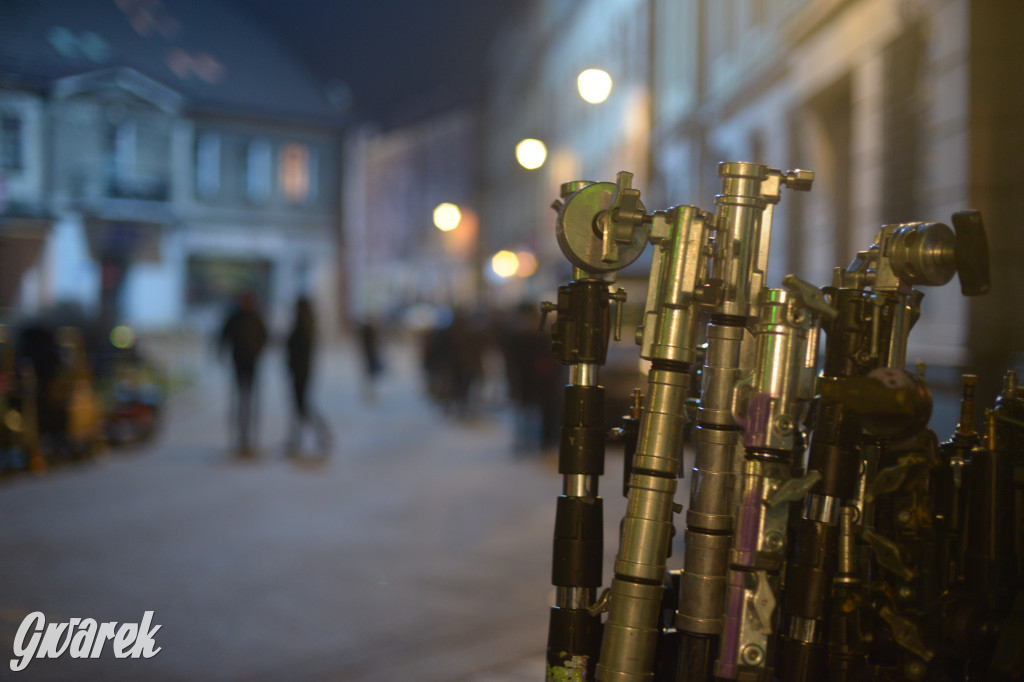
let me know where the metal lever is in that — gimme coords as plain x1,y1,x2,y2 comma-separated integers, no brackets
782,168,814,192
540,300,558,331
601,171,646,264
782,274,838,320
766,470,823,508
609,287,627,341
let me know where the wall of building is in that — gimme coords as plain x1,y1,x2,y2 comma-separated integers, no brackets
482,0,653,304
0,0,346,345
482,0,1014,376
965,0,1024,399
1,74,341,338
0,91,47,210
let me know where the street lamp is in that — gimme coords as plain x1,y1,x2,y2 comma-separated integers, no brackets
432,202,461,231
491,250,520,278
577,68,612,104
515,251,538,278
515,138,547,170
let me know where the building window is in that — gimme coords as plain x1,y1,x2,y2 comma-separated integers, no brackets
115,121,137,179
103,118,169,201
278,142,311,203
195,132,221,200
105,120,138,198
1,115,22,171
246,138,272,203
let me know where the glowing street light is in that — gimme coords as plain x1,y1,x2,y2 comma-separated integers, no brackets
577,68,612,104
515,251,538,278
515,138,547,170
491,250,520,278
433,202,462,231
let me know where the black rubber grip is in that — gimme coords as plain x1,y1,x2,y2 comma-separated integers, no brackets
952,209,991,296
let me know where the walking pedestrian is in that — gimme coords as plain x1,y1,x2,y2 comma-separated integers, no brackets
219,290,267,456
502,302,562,453
359,319,383,402
286,297,331,457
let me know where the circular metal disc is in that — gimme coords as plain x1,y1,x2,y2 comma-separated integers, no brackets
555,182,647,273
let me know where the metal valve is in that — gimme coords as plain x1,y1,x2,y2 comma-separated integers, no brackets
555,171,649,273
847,209,990,294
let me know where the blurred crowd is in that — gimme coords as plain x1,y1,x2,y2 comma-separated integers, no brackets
417,302,565,453
1,295,576,475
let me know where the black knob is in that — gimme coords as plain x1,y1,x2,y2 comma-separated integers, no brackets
952,210,991,296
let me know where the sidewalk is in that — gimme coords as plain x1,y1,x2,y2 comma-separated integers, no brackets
1,335,614,680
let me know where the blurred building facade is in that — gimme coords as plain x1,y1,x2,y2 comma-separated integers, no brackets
342,111,479,324
0,0,344,337
481,0,1023,393
481,0,653,305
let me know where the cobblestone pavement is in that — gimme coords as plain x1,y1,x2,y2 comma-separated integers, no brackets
1,337,636,681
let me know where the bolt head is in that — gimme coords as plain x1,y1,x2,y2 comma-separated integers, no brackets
765,532,784,551
741,644,765,666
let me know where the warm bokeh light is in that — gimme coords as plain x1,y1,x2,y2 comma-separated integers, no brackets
515,251,538,277
491,250,520,278
515,138,547,170
577,68,612,104
432,202,462,231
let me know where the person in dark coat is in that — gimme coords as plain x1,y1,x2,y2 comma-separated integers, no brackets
502,302,562,452
359,319,383,402
286,297,330,456
219,291,267,456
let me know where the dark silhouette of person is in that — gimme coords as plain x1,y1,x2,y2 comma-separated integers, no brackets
359,319,383,401
219,291,267,456
17,321,63,448
286,297,331,456
502,302,563,452
446,309,483,419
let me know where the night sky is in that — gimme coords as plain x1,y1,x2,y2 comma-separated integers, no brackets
240,0,524,128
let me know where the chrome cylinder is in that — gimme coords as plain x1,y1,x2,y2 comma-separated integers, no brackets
597,579,667,682
805,493,840,525
573,362,599,387
714,162,770,319
558,586,597,610
687,427,742,534
835,506,859,584
564,474,599,498
698,322,746,427
740,289,810,453
885,291,913,369
677,320,746,639
599,203,706,681
676,530,732,634
788,615,819,644
597,366,690,681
